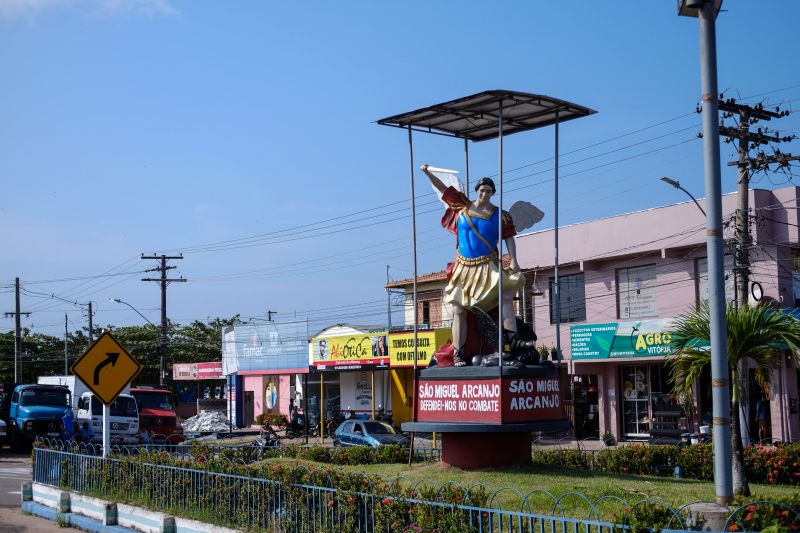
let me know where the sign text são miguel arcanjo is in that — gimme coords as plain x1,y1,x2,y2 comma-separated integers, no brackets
416,376,562,423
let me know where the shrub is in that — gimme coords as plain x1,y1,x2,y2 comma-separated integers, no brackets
532,448,591,470
255,413,288,427
729,495,800,532
674,443,714,481
612,501,685,533
374,444,406,464
596,444,673,475
744,443,800,485
298,446,332,463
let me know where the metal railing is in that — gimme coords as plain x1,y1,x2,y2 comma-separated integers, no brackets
33,446,638,532
31,445,800,532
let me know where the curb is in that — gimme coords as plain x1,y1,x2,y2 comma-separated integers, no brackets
23,482,241,533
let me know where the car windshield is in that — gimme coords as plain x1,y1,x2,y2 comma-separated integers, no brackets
132,392,172,410
19,389,70,407
363,421,395,435
91,396,138,417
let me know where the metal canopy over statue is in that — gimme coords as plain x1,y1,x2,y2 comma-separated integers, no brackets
378,90,595,468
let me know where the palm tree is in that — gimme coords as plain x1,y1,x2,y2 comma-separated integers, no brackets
666,301,800,496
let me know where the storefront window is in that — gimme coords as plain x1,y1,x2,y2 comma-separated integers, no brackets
305,373,340,426
620,364,682,440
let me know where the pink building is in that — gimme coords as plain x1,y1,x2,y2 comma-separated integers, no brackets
391,186,800,443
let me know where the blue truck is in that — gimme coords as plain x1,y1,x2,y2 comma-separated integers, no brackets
1,384,72,450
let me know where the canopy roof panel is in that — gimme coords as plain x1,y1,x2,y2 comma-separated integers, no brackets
377,90,596,142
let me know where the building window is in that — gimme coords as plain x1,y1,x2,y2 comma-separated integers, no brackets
617,264,657,319
413,289,442,327
696,255,736,306
549,273,586,324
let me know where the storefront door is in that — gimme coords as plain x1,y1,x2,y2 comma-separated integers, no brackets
621,365,650,438
620,364,674,439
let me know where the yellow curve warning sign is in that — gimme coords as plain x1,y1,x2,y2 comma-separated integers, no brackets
70,331,142,406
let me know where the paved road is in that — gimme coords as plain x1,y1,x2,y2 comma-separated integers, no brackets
0,452,30,508
0,449,82,531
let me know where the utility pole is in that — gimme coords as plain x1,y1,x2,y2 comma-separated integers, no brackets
4,278,31,383
142,254,186,387
64,314,69,375
386,265,392,329
87,302,94,343
717,98,795,306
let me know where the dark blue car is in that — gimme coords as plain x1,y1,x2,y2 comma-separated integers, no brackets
333,420,409,447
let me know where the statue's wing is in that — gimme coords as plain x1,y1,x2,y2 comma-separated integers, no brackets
509,201,544,233
427,166,464,206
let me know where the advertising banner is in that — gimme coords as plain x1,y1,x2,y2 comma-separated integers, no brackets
221,321,309,375
389,328,451,368
570,318,676,360
311,332,388,370
172,361,223,381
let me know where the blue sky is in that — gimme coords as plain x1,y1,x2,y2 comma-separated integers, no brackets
1,1,798,340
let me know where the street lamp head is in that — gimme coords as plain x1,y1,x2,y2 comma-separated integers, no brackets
677,0,722,18
660,176,681,188
110,298,121,303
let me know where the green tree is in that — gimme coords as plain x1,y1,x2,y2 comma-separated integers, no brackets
666,301,800,496
0,315,240,388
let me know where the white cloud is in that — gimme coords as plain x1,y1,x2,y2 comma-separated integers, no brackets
0,0,178,20
0,0,69,19
95,0,178,17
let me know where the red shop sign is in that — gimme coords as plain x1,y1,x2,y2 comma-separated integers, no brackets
415,377,562,424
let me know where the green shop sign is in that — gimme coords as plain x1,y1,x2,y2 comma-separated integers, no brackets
570,319,676,359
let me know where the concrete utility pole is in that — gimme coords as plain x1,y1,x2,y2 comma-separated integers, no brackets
65,314,69,375
87,301,94,343
678,0,732,504
142,254,186,387
717,98,796,306
4,278,31,383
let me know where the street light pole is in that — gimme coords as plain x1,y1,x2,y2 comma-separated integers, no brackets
110,298,157,327
660,177,706,216
679,0,733,504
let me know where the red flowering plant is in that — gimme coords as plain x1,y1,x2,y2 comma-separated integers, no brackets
597,444,674,475
744,443,800,485
729,496,800,532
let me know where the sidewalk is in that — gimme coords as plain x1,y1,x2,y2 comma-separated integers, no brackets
0,505,81,532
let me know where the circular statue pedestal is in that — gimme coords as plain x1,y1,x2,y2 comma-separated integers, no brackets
401,365,570,469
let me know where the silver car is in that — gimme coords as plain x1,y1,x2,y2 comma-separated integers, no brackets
333,420,409,447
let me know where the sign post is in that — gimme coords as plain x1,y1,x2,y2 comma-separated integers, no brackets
71,332,142,457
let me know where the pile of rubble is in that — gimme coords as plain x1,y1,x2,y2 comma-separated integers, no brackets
182,411,232,433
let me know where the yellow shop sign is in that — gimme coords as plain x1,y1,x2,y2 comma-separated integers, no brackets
389,328,451,368
311,332,388,369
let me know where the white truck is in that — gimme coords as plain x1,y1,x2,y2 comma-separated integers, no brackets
37,375,138,443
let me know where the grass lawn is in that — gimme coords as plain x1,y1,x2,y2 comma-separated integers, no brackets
262,457,797,515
